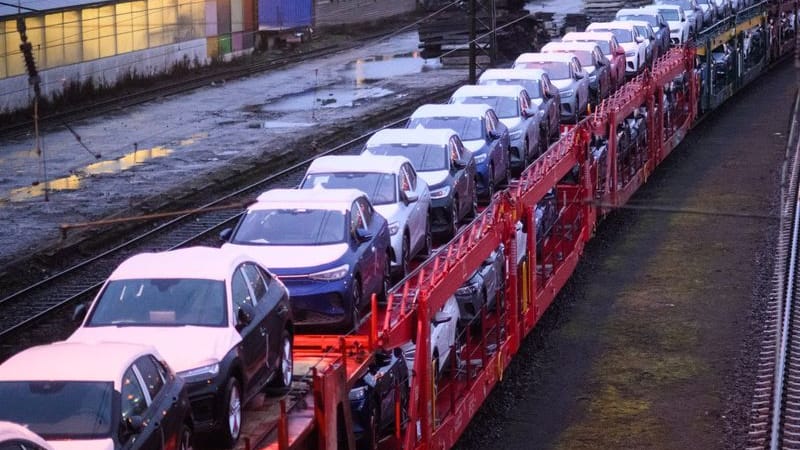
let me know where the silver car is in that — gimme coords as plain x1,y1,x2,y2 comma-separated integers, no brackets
300,154,432,279
449,84,544,171
513,52,590,123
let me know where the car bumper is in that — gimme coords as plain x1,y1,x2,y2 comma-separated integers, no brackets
281,278,351,327
185,377,227,433
474,163,491,198
430,196,456,233
560,100,575,120
509,135,526,168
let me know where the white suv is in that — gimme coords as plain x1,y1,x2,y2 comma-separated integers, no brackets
587,21,649,76
299,154,433,279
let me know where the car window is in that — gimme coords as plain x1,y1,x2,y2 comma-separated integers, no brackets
231,208,346,245
449,138,462,162
406,164,418,190
573,58,583,73
484,114,495,136
357,198,373,228
231,269,255,316
134,356,165,401
241,263,269,305
520,91,531,110
121,367,148,420
399,164,413,192
300,172,396,205
350,201,368,233
407,116,484,140
487,110,500,129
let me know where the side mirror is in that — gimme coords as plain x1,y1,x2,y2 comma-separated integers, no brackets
355,228,373,243
236,303,255,331
432,311,452,326
73,303,88,323
219,228,232,242
574,72,584,80
451,158,467,170
404,190,419,203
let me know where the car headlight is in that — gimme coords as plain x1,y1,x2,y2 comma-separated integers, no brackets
560,89,574,97
430,185,451,199
456,283,479,296
308,264,350,281
349,385,368,401
388,221,400,235
177,363,219,382
626,51,636,57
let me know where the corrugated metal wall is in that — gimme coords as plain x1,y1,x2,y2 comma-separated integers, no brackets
316,0,416,27
258,0,313,30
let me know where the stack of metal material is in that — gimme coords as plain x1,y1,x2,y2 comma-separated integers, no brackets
584,0,652,21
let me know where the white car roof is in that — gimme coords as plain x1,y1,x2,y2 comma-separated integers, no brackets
409,103,491,119
562,31,618,43
643,4,683,12
625,20,653,28
543,41,600,53
0,341,162,390
515,52,576,64
479,68,548,82
616,7,656,15
109,246,251,281
305,154,411,175
366,128,456,147
451,84,525,98
253,188,364,212
588,21,638,31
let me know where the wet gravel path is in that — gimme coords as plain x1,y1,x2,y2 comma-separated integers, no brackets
456,61,793,449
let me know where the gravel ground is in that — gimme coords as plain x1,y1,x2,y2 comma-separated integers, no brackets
456,61,793,449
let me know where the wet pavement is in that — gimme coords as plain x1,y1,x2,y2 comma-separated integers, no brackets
0,32,457,269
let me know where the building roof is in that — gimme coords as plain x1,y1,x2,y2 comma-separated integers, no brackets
1,0,117,19
365,128,457,147
305,154,411,175
0,341,162,389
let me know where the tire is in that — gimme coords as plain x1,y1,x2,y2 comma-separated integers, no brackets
221,377,242,448
269,330,293,389
401,234,410,277
420,220,433,258
350,277,362,331
447,200,459,239
178,423,193,450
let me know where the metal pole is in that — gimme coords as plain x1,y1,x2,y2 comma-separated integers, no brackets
469,0,477,84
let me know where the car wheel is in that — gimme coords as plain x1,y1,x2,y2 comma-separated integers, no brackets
401,233,410,278
269,329,293,389
179,423,193,450
380,253,391,301
351,277,362,331
221,377,242,447
447,200,459,239
420,220,433,258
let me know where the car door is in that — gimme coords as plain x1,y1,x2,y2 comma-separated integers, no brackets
401,163,425,254
572,59,589,109
594,48,611,97
119,364,160,450
541,75,560,132
353,197,380,301
240,262,275,383
448,136,469,214
484,109,507,178
231,267,268,398
134,355,186,449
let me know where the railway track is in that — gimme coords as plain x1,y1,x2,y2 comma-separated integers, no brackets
747,90,800,449
0,111,422,342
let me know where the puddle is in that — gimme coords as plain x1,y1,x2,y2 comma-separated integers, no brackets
261,121,315,129
3,145,174,202
264,86,395,112
178,132,208,147
346,52,442,86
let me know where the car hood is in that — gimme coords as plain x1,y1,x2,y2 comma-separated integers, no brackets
499,116,522,130
462,139,486,153
69,326,241,372
667,20,683,31
49,439,114,450
551,79,573,90
620,42,639,53
222,242,349,270
419,170,450,188
375,203,401,223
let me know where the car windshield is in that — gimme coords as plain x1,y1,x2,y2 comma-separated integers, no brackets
88,278,227,326
515,61,570,79
634,26,650,38
0,381,113,439
593,28,633,43
556,49,593,66
451,96,519,118
664,0,694,11
232,208,346,245
618,14,657,26
584,39,611,53
407,116,484,140
300,172,396,205
367,144,447,171
661,9,681,20
480,78,541,98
